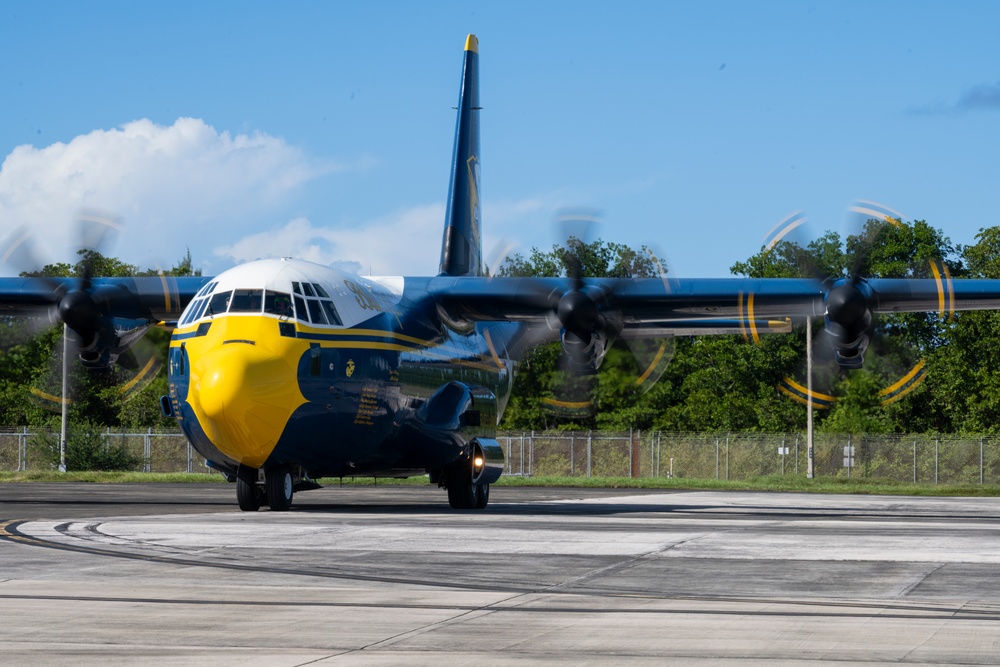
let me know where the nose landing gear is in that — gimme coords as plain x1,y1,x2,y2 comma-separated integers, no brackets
235,464,294,512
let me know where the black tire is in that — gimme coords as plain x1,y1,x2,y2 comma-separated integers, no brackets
236,464,261,512
266,464,294,511
447,474,477,509
474,482,490,509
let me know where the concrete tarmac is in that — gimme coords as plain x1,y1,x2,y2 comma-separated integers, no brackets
1,483,1000,665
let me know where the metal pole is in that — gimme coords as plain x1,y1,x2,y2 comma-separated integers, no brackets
847,434,852,479
725,433,730,481
981,438,984,485
794,433,799,475
629,427,634,479
715,438,720,479
587,431,592,478
657,433,662,477
59,323,68,473
520,433,524,477
935,438,939,484
650,431,654,479
913,439,917,483
529,430,534,477
570,433,575,477
781,436,786,476
806,316,814,478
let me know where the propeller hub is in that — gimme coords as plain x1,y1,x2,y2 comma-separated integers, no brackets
557,290,601,332
825,282,868,325
58,289,103,348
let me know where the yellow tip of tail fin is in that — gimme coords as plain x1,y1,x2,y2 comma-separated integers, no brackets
465,34,479,52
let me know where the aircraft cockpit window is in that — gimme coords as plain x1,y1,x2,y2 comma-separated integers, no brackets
307,298,327,324
313,284,330,298
179,300,199,326
264,291,293,317
196,281,217,299
301,282,316,297
207,291,231,316
229,289,263,313
294,295,309,323
321,300,343,326
292,282,302,295
190,300,207,325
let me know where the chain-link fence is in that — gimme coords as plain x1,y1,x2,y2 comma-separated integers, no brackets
0,428,212,474
3,427,999,483
497,430,1000,484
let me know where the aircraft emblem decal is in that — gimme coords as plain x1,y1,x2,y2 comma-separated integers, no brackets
346,359,355,377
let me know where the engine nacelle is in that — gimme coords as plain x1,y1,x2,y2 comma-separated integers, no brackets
824,280,875,369
560,329,610,373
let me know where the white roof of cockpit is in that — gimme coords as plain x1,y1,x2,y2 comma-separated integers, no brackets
209,258,345,293
209,258,403,296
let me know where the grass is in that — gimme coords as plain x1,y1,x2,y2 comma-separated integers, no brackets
0,471,227,483
2,470,999,496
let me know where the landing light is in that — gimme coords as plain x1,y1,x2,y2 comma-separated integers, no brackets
474,456,484,468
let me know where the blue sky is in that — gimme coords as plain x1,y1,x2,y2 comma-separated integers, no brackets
1,1,998,278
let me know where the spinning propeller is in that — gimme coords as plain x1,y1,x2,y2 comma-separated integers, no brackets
502,211,675,417
752,201,951,408
0,213,168,410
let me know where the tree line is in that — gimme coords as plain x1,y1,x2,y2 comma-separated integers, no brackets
3,222,1000,436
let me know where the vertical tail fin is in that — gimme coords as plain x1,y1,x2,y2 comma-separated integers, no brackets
439,34,483,277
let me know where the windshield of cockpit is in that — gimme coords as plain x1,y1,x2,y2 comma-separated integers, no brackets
178,281,343,327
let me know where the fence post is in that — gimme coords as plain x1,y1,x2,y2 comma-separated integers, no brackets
847,434,852,478
650,431,654,479
145,428,152,473
913,439,916,483
629,428,634,478
715,438,719,480
520,433,524,477
935,438,939,484
794,433,799,475
725,433,730,481
570,433,575,477
981,438,985,485
529,430,534,477
587,430,592,478
781,436,786,476
657,432,661,478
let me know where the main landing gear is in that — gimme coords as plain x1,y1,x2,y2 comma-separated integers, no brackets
236,464,294,512
446,468,490,510
443,441,495,510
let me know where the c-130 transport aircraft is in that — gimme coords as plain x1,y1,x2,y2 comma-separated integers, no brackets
4,34,1000,511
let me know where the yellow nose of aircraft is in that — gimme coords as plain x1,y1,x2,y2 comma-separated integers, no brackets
190,341,306,468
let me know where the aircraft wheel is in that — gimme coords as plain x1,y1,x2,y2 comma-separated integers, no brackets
236,464,261,512
447,473,477,510
474,482,490,509
266,464,294,511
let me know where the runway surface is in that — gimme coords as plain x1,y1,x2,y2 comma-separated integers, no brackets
1,483,999,665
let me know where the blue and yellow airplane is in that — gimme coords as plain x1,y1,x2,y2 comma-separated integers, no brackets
4,35,1000,510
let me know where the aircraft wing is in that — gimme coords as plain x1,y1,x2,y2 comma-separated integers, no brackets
0,276,211,322
429,275,1000,335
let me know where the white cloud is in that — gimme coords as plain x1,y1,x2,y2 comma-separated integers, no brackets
0,118,332,268
211,191,585,278
214,204,446,276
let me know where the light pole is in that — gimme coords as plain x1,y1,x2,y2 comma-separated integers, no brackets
806,316,814,479
59,323,68,473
